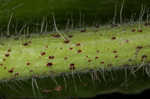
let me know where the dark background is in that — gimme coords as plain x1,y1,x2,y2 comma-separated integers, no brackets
81,89,150,99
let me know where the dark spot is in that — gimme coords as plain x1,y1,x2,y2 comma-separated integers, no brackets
114,55,118,58
88,59,92,62
125,40,129,43
69,63,75,70
113,50,117,53
52,34,60,38
77,49,82,53
54,85,63,92
64,40,70,44
41,52,46,56
69,47,73,50
131,29,136,32
101,61,104,64
136,46,143,50
23,42,28,46
5,53,10,57
112,37,116,40
95,56,99,59
26,62,30,66
76,43,81,46
8,68,14,73
48,56,55,59
4,67,7,69
141,55,147,61
138,29,143,32
68,35,73,38
47,62,53,67
0,64,3,66
8,48,11,52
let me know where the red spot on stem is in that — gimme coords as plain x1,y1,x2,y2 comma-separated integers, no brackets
47,62,53,67
114,55,118,58
26,62,30,66
69,47,73,50
136,46,143,50
69,63,75,70
23,42,28,46
141,55,147,61
64,40,70,44
101,61,104,64
48,56,55,59
41,52,46,56
131,29,136,32
8,68,14,73
138,29,143,32
77,49,82,53
52,34,60,38
8,48,11,52
95,56,99,59
113,50,117,53
5,53,10,57
76,43,81,46
112,37,116,40
88,59,92,62
68,35,73,38
125,40,129,43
